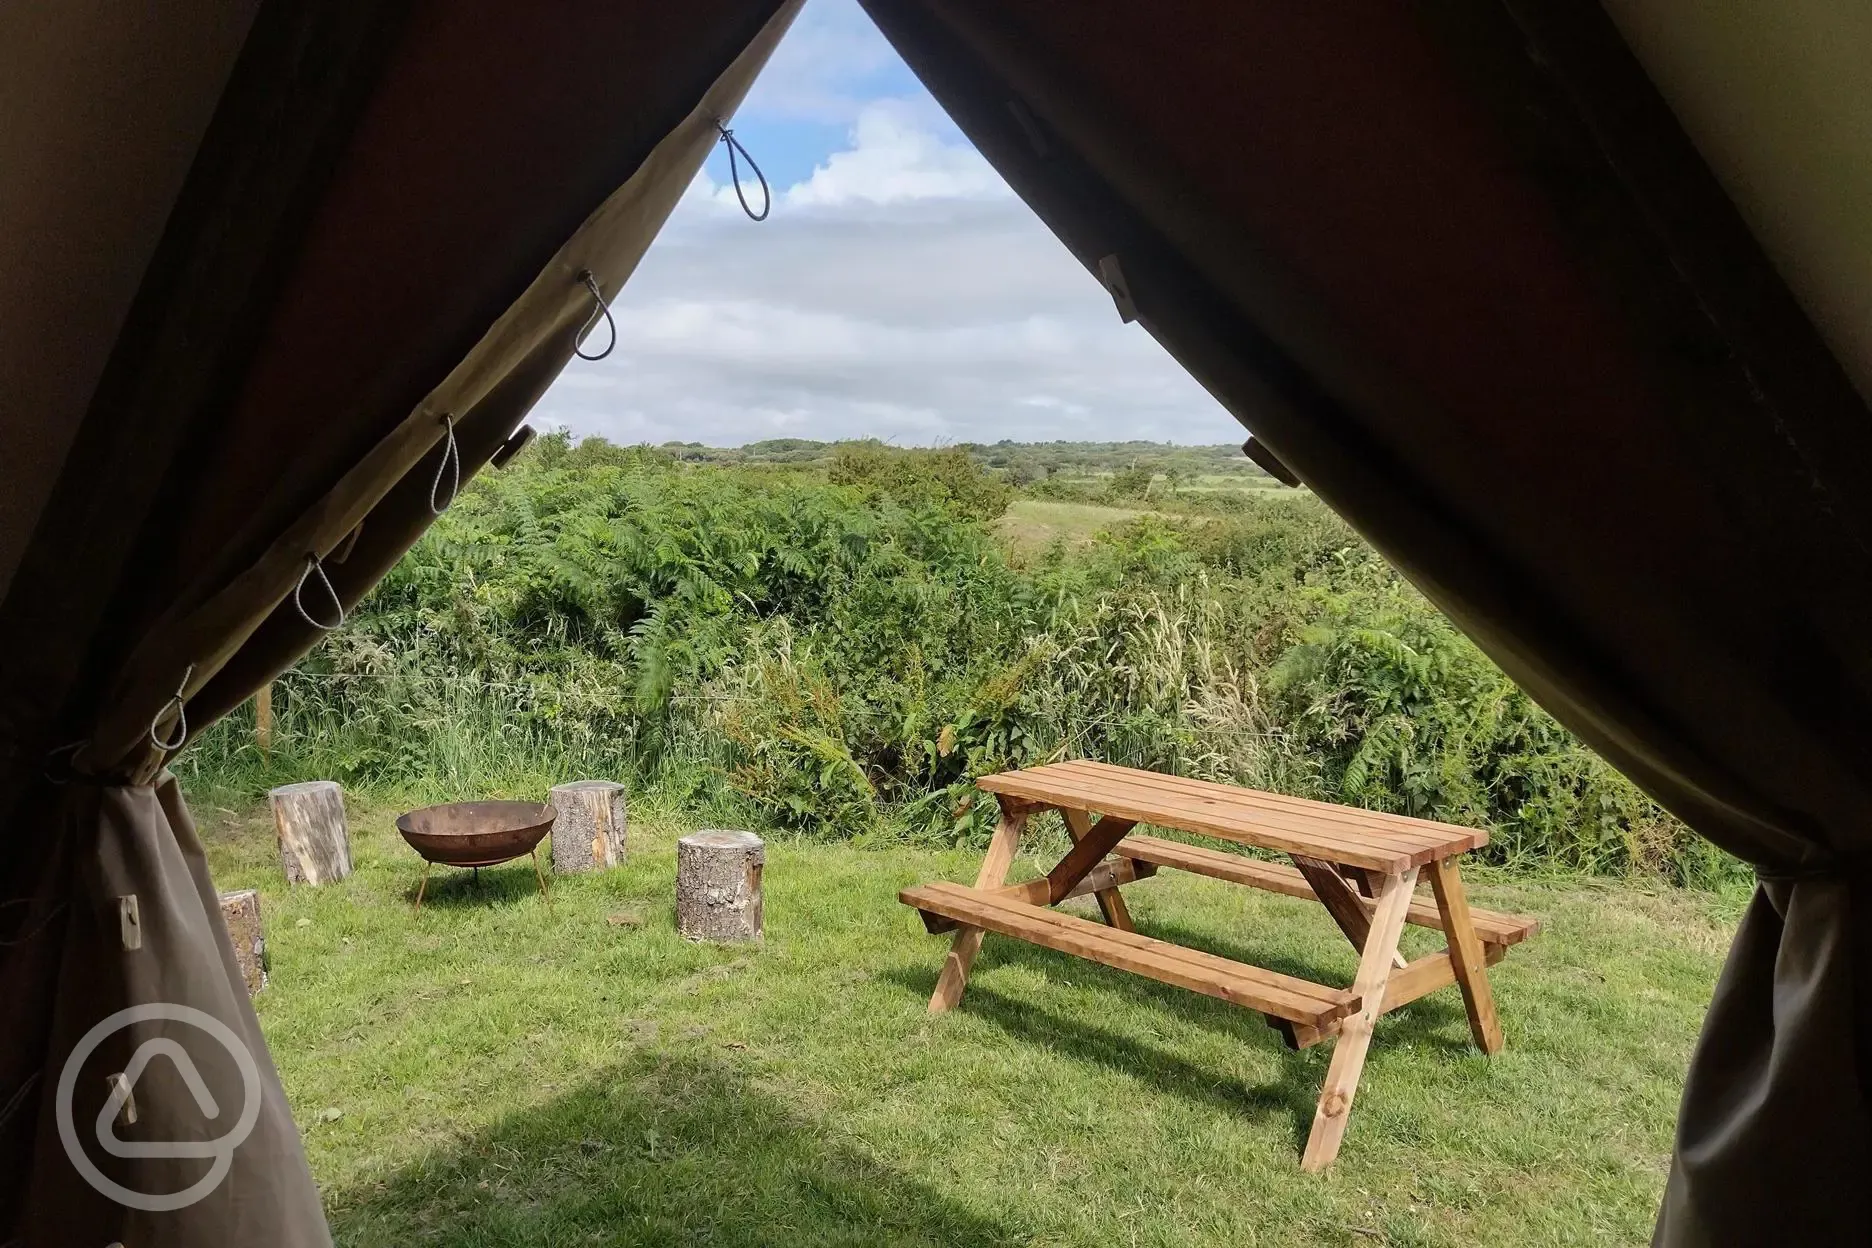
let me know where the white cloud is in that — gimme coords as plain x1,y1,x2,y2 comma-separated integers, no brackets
681,101,1004,216
534,85,1243,449
784,103,1007,206
732,0,903,125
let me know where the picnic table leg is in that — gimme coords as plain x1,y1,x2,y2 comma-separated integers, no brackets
1427,856,1504,1054
1301,865,1419,1172
1291,854,1407,970
1064,807,1135,932
928,805,1028,1013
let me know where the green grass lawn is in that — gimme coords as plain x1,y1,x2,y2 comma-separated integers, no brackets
997,499,1153,552
194,796,1741,1247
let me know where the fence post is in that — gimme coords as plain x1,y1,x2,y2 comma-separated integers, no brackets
255,682,273,754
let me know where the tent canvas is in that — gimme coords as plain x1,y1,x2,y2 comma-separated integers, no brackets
3,1,1868,1242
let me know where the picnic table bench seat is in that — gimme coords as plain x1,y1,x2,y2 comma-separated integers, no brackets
900,880,1362,1030
899,759,1540,1171
1114,834,1541,947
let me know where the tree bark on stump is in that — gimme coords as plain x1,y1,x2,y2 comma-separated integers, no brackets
269,780,352,885
676,831,763,942
549,779,628,874
218,889,267,996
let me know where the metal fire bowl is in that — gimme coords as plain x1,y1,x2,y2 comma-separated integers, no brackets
396,801,556,868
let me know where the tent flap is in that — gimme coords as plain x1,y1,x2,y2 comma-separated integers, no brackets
4,0,1869,1239
0,1,798,1238
855,1,1872,1240
20,777,328,1246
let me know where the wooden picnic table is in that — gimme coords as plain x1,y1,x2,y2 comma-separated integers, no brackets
900,760,1539,1170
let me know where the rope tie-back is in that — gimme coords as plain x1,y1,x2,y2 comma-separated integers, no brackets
574,269,616,361
429,412,460,515
147,662,194,752
293,553,346,632
714,119,770,222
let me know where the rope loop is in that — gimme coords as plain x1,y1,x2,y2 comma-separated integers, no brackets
148,663,194,752
429,412,461,515
714,120,770,222
574,270,616,361
294,554,346,632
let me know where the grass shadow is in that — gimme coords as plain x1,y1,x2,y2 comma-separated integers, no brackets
971,938,1281,1045
1130,916,1477,1054
949,915,1475,1057
324,1048,1018,1247
942,979,1324,1150
404,860,551,912
880,913,1482,1151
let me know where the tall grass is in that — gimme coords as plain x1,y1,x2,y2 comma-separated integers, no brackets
177,436,1744,889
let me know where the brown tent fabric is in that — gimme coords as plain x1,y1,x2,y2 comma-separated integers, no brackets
0,1,798,1239
851,2,1872,1242
5,0,1870,1241
12,776,330,1246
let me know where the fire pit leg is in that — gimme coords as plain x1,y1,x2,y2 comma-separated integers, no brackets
531,848,552,910
412,861,433,916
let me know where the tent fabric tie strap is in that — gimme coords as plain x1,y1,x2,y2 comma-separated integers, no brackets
146,663,194,753
429,412,461,515
714,119,770,221
574,269,617,360
292,554,346,632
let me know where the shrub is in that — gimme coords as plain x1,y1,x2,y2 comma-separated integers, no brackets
826,441,1013,520
179,436,1739,887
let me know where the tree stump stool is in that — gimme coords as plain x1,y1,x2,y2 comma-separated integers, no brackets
269,780,352,885
218,889,267,996
676,831,764,942
549,779,628,874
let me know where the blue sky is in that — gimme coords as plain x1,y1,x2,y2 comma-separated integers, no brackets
701,1,957,189
531,0,1241,448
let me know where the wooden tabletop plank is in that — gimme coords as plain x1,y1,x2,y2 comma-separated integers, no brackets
977,761,1484,869
985,777,1412,872
1048,760,1486,846
1046,768,1448,859
979,770,1424,871
987,765,1451,856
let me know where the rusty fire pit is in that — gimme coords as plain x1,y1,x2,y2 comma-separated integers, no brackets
396,800,556,913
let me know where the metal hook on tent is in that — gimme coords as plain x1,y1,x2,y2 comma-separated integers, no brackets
429,412,460,515
714,120,770,222
293,554,346,632
574,270,616,361
148,663,194,753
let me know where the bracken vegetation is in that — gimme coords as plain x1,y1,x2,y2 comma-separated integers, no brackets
180,435,1739,888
